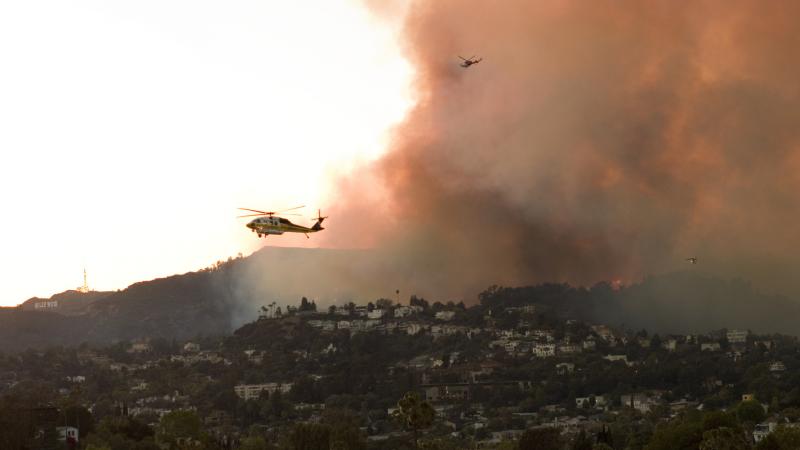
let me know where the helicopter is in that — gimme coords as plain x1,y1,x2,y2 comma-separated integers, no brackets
686,257,698,264
238,206,327,238
459,55,482,68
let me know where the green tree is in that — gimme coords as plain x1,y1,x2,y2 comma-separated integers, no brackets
376,298,394,309
699,427,750,450
702,411,739,431
393,391,435,449
518,427,562,450
570,430,593,450
324,409,366,450
736,401,766,424
755,434,781,450
85,416,155,448
289,423,331,450
419,437,463,450
240,435,268,450
156,410,205,449
645,420,703,450
768,425,800,449
63,404,95,439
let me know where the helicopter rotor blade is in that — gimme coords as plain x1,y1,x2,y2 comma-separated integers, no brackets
277,205,305,213
238,208,272,215
238,206,304,218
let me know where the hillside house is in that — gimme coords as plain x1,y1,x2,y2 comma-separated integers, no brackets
435,311,456,321
234,383,292,401
128,341,152,353
726,329,749,344
556,362,575,375
532,343,556,358
753,421,778,443
424,384,470,402
603,354,629,365
367,309,387,319
769,361,787,373
558,344,582,355
621,393,659,413
183,342,200,352
591,325,615,341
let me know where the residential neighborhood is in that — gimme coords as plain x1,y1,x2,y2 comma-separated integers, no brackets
1,286,799,449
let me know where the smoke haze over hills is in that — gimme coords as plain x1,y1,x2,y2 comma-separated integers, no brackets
5,249,800,352
6,1,800,350
316,0,800,302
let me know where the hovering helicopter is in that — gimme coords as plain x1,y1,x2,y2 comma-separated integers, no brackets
459,55,482,68
686,257,698,264
238,206,327,238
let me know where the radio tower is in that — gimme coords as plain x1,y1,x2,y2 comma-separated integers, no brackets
78,268,90,293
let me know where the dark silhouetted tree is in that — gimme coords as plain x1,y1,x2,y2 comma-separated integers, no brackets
518,427,563,450
392,391,435,449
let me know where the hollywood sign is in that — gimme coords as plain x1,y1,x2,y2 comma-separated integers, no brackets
34,301,59,309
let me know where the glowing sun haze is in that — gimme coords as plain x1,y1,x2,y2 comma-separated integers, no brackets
0,0,413,305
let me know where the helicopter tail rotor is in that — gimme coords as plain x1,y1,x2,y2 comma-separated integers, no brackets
312,209,328,231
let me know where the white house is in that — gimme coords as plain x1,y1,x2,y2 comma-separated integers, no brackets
603,354,629,365
57,426,79,443
183,342,200,353
620,393,658,413
726,329,748,344
368,309,387,319
128,341,151,353
234,383,292,401
244,349,264,364
701,342,721,352
769,361,787,373
532,343,556,358
395,305,423,317
404,323,425,335
506,305,537,314
435,311,456,321
531,329,555,342
558,344,582,355
753,421,778,443
591,325,615,341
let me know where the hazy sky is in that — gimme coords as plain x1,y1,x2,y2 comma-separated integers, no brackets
0,0,412,305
